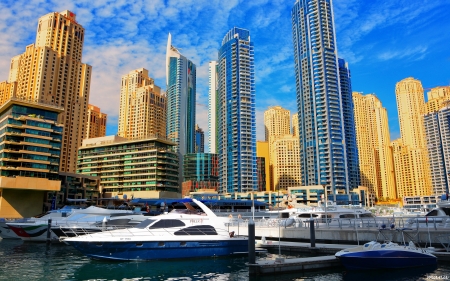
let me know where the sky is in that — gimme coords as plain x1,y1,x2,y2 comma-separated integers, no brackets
0,0,449,149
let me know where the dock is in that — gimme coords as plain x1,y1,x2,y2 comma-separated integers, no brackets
248,240,450,275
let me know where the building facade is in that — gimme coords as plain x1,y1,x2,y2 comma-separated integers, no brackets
353,92,396,199
218,27,257,193
0,98,63,218
425,86,450,114
195,124,204,153
118,68,166,140
292,0,351,202
77,135,179,199
394,77,432,197
208,61,219,153
256,141,271,191
86,104,107,139
271,135,301,191
165,33,196,155
0,10,91,173
256,157,267,192
424,104,450,196
338,59,360,190
181,153,219,197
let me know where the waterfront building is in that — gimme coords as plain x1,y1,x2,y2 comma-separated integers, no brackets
353,92,396,200
118,68,166,140
271,135,301,191
292,0,354,203
393,77,432,197
86,104,107,139
264,106,291,190
165,33,196,155
77,135,179,199
0,98,63,218
256,141,271,191
256,157,267,192
292,113,298,137
424,104,450,196
208,61,219,153
338,59,360,190
0,10,91,173
217,27,257,193
425,86,450,114
195,124,204,153
181,153,219,197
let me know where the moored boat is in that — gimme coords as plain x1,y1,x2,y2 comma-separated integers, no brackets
335,241,437,270
63,198,249,261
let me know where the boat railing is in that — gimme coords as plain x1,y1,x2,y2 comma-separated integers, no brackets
226,216,450,230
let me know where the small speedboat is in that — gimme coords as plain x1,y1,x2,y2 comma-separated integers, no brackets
335,241,437,270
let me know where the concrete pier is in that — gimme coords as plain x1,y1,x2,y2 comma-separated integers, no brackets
248,240,450,275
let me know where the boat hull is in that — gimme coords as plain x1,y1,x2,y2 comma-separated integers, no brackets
66,239,249,261
7,224,59,242
337,250,437,270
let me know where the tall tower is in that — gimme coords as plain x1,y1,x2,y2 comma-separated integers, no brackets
425,86,450,114
264,106,291,190
0,10,91,172
353,92,396,199
166,33,196,155
195,124,204,153
208,61,219,153
292,0,350,200
218,27,256,193
339,59,360,190
118,68,166,140
86,104,107,139
394,77,432,197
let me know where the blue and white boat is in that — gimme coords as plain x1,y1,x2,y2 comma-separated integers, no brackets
335,241,437,270
63,198,249,261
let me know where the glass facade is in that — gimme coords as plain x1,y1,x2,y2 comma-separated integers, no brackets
0,103,63,180
182,153,219,196
77,138,179,195
292,0,352,201
218,27,257,193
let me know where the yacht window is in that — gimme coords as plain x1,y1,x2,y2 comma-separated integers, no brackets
135,219,156,228
426,210,438,217
298,214,318,218
150,219,185,229
359,213,374,218
339,214,356,218
443,208,450,216
174,225,218,236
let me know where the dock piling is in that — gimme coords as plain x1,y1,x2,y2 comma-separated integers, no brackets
248,219,255,264
46,219,52,244
310,219,315,248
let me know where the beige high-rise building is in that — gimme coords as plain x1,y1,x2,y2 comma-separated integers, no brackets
271,135,301,190
353,92,396,199
86,104,107,139
425,86,450,114
292,113,299,137
118,68,166,140
393,77,432,197
256,141,270,192
0,10,91,173
264,106,291,190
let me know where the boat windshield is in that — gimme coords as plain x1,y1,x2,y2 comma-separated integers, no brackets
135,219,156,229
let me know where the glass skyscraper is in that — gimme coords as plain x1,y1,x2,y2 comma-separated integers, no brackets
292,0,355,201
218,27,257,193
166,33,196,155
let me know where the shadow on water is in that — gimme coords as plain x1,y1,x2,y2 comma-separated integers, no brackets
341,265,438,281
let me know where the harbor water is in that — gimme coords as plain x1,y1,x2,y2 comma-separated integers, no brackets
0,239,449,281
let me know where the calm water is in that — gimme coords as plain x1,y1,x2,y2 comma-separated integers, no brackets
0,239,449,281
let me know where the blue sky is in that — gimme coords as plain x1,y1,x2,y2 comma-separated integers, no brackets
1,0,449,148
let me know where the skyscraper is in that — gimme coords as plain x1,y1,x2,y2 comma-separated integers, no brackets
353,92,396,199
264,106,291,190
86,104,107,139
0,10,91,172
292,0,351,201
118,68,166,140
208,61,219,153
195,124,204,153
394,77,432,197
166,33,196,155
338,59,360,190
218,27,256,193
